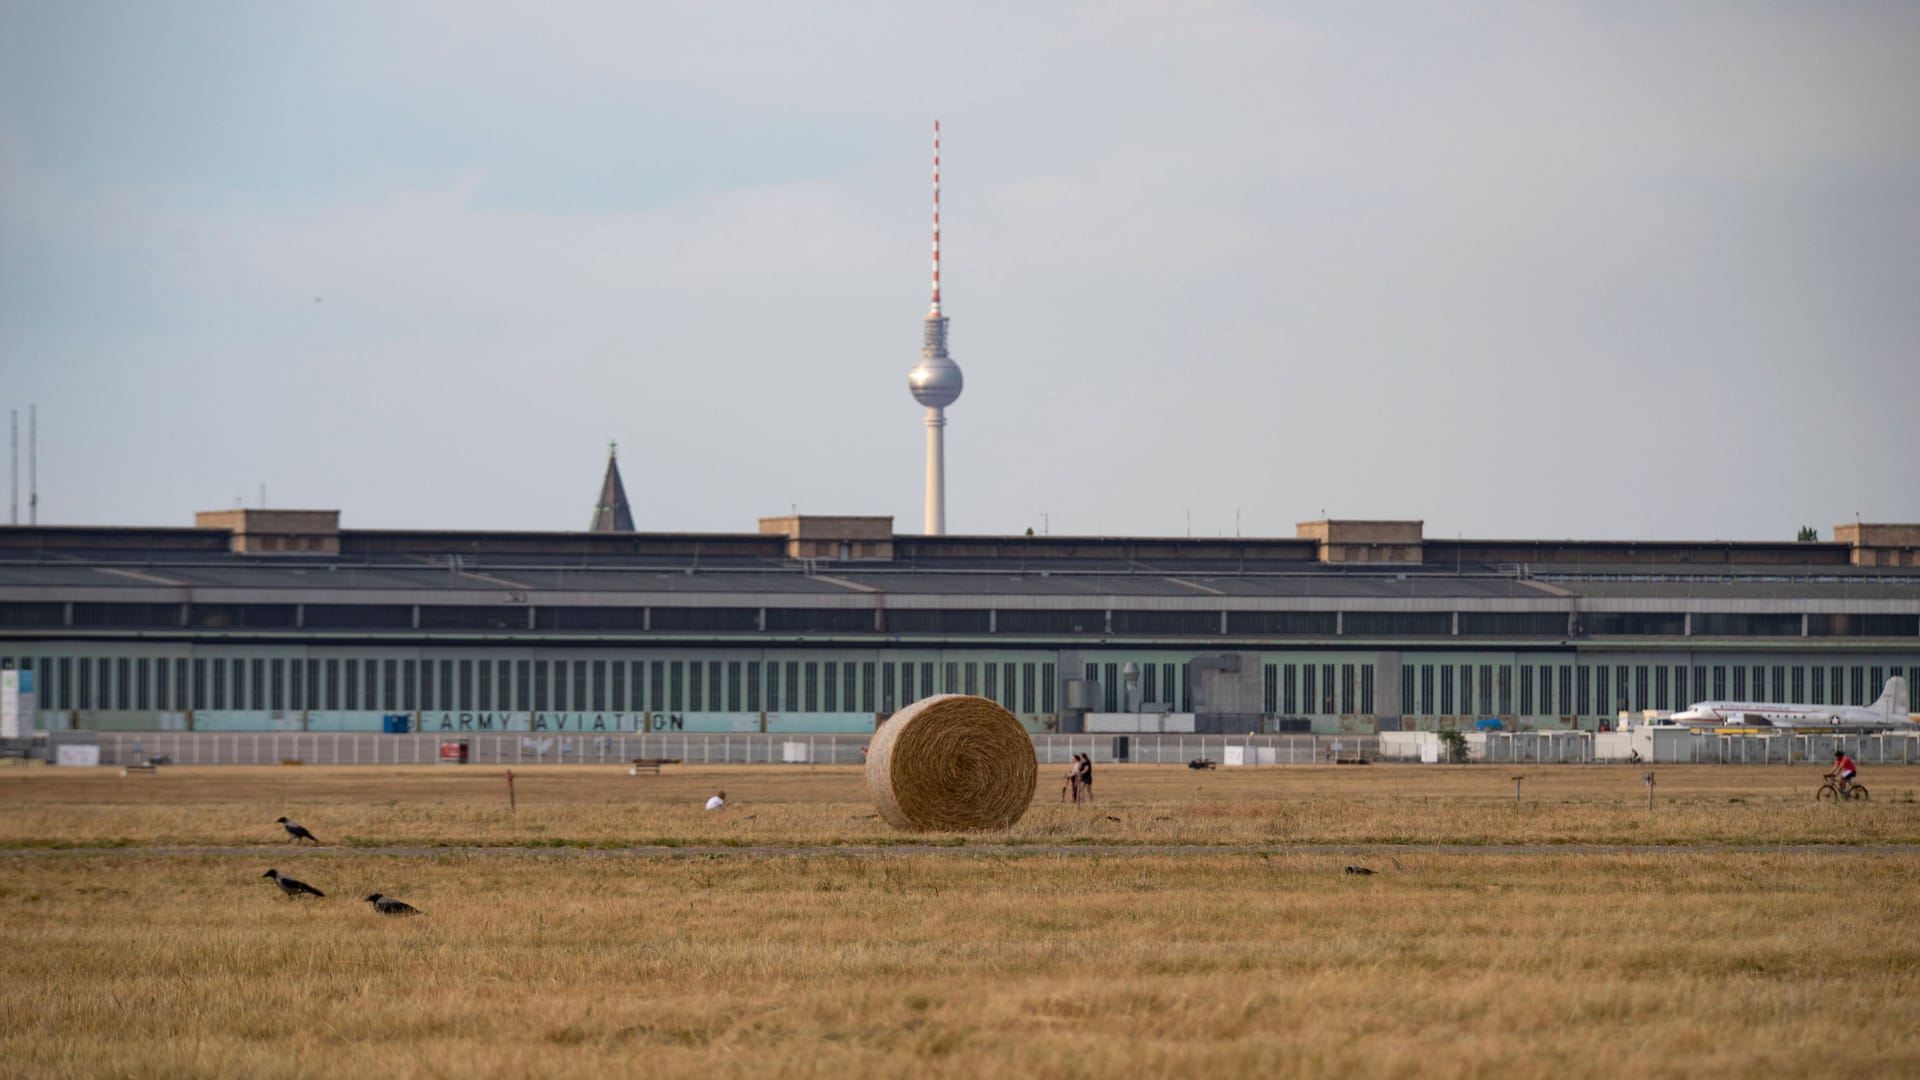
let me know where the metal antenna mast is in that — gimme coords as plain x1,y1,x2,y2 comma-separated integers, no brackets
28,405,36,525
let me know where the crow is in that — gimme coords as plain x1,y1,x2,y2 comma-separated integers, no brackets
364,893,421,916
263,869,324,898
1344,866,1376,876
275,817,321,845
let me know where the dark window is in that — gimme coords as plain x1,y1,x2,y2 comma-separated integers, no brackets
648,661,663,711
1041,662,1055,712
1582,613,1685,636
1692,613,1802,637
535,607,648,632
1303,665,1319,714
1809,614,1919,636
889,609,989,633
823,662,838,711
669,662,684,711
534,661,551,710
591,661,607,711
727,661,742,712
189,604,297,629
1226,611,1337,636
1458,612,1570,636
72,603,179,629
1263,664,1278,713
116,658,132,709
765,608,872,633
0,603,64,628
303,605,413,629
572,661,587,712
747,661,762,712
1347,612,1451,636
996,609,1105,634
650,607,759,632
477,660,493,710
419,606,526,631
1111,610,1219,635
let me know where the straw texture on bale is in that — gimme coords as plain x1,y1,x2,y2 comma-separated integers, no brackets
865,694,1038,831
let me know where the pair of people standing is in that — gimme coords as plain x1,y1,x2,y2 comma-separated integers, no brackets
1060,753,1094,804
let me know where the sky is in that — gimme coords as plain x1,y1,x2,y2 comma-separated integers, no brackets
2,1,1917,543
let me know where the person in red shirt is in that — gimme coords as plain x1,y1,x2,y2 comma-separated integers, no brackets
1827,749,1858,795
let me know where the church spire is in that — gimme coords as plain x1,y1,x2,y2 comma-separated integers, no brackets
589,441,635,532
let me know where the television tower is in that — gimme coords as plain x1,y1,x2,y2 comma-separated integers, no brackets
908,120,964,535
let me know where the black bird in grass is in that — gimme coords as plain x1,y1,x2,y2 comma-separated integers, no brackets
1344,866,1376,876
364,893,422,916
263,869,325,898
275,817,321,844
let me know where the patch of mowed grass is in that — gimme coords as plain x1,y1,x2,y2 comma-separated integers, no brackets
1,851,1917,1078
3,765,1917,851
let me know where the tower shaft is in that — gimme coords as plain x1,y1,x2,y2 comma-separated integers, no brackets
924,407,945,536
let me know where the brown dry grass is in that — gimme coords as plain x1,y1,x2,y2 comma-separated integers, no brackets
3,765,1917,1077
1,764,1916,849
2,850,1916,1078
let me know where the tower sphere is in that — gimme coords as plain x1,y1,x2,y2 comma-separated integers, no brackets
909,351,963,408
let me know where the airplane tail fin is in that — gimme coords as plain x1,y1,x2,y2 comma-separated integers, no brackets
1869,676,1909,723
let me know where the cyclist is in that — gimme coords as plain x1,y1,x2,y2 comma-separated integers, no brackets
1826,749,1858,796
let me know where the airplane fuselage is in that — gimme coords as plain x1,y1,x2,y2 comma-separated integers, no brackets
1669,676,1913,731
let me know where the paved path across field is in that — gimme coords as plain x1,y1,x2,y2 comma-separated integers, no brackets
5,842,1917,859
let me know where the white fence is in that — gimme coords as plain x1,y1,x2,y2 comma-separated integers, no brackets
85,732,1379,767
81,729,1920,767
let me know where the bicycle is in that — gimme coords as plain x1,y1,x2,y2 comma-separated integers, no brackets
1816,777,1869,802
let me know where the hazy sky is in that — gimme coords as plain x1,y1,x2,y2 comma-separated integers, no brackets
3,2,1917,542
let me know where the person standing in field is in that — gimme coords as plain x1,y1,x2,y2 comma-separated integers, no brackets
1076,753,1093,804
705,791,727,811
1062,755,1081,803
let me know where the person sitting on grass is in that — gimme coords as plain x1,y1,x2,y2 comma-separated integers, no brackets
1826,750,1858,795
705,791,727,811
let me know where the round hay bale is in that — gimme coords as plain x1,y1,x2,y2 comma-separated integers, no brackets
865,694,1037,831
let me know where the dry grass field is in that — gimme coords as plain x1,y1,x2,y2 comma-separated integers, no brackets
0,762,1916,849
3,763,1918,1078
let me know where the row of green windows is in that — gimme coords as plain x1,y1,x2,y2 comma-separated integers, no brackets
1259,663,1378,716
0,655,1059,716
1381,662,1919,718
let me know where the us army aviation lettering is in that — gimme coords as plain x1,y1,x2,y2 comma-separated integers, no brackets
425,712,686,732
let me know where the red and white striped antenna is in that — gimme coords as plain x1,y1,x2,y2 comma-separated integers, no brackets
929,119,941,315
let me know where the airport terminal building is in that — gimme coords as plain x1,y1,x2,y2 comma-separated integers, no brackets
2,510,1917,736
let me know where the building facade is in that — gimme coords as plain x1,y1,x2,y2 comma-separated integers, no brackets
2,513,1916,735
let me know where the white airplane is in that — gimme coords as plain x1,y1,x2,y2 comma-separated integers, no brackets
1669,676,1914,731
